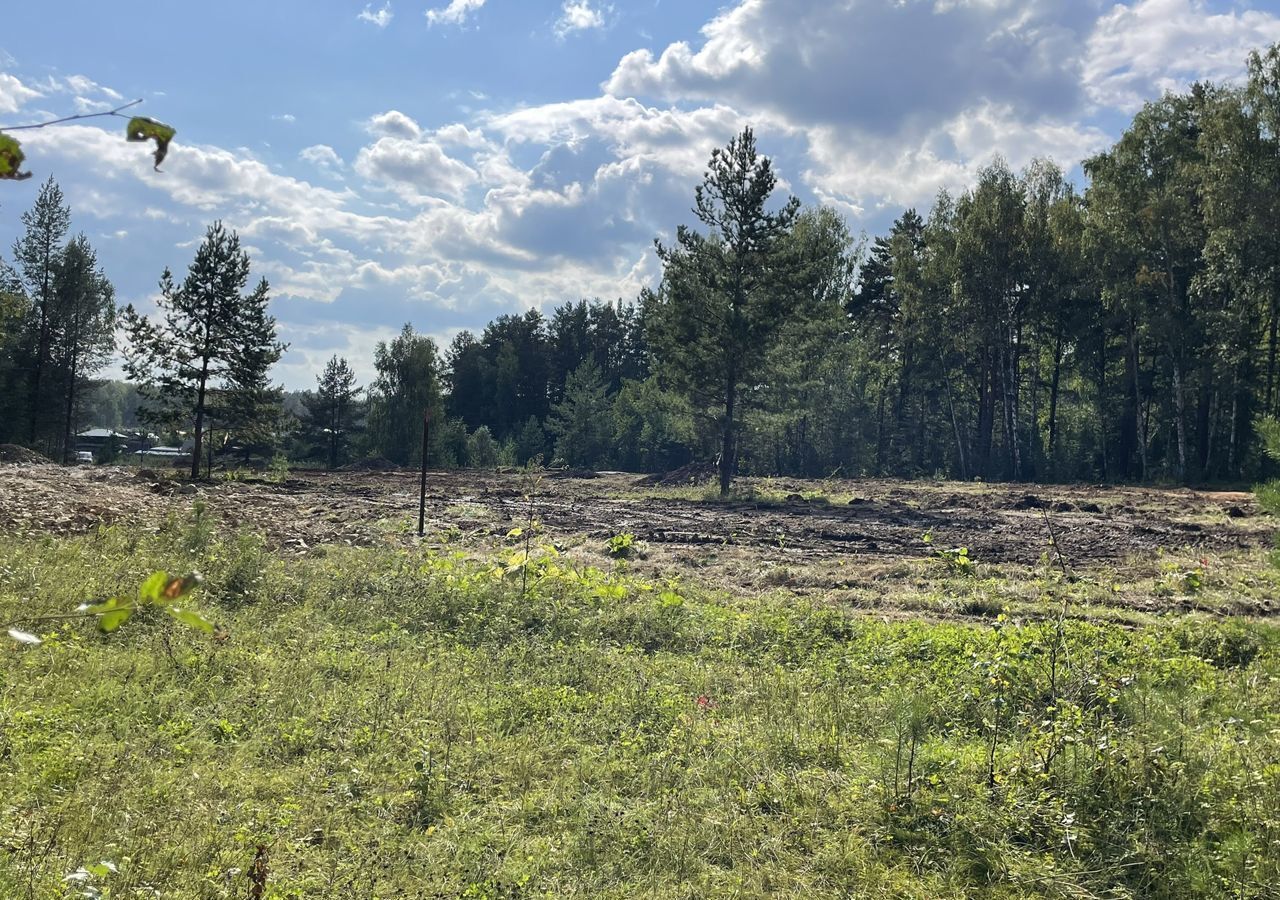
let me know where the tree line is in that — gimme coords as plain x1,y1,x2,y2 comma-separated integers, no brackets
4,43,1280,491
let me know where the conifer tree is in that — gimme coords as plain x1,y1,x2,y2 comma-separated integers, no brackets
548,359,612,468
302,355,363,469
51,234,115,462
11,177,70,450
647,127,799,495
122,221,284,478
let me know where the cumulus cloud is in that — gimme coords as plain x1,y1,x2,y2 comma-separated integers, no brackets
0,72,40,114
299,144,344,173
366,109,422,139
556,1,608,39
426,0,485,27
354,136,480,201
358,2,393,28
1084,0,1280,111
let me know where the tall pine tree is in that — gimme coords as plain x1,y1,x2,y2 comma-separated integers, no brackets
122,221,284,478
647,127,800,495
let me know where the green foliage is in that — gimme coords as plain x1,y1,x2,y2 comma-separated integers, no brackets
121,221,284,479
366,324,442,466
605,532,636,559
548,359,613,469
934,545,976,576
300,355,363,470
648,127,801,495
124,116,176,169
0,133,30,180
467,425,500,468
5,568,211,645
2,527,1280,896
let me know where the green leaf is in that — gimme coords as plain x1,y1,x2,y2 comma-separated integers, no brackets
6,628,41,645
167,606,214,634
99,607,133,633
138,571,170,605
125,116,176,170
0,134,32,180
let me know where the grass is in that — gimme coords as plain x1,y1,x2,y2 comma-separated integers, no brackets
2,513,1280,897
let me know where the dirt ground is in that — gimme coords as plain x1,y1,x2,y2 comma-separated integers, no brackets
1,462,1272,599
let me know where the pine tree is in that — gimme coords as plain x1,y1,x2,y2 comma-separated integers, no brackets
11,177,71,451
513,415,547,466
302,355,362,469
0,258,30,444
122,221,284,479
51,234,115,462
548,360,613,468
647,127,800,495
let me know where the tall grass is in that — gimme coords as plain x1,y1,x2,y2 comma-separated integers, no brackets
1,517,1278,897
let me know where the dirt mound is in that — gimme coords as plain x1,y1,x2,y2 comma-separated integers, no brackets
0,444,51,464
343,456,399,472
638,461,718,487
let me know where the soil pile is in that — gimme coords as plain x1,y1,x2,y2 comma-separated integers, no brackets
0,444,51,464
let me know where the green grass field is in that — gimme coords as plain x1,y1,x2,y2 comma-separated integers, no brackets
2,511,1280,898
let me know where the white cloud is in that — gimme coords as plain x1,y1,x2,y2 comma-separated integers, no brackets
272,113,297,123
354,136,480,201
556,1,608,39
358,1,394,28
300,144,344,173
366,109,422,139
426,0,486,27
0,72,40,115
1084,0,1280,111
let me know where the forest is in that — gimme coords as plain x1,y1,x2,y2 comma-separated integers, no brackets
4,45,1280,490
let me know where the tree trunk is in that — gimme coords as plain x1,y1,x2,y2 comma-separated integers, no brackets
874,380,888,476
976,351,996,479
191,356,210,480
1047,333,1063,461
719,366,737,497
1170,349,1188,483
945,376,968,480
62,345,79,465
1267,292,1279,416
28,236,55,450
1128,321,1148,482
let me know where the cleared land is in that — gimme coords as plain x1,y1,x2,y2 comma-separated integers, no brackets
2,462,1279,897
0,462,1272,617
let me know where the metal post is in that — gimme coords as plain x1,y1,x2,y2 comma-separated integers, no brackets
418,410,430,537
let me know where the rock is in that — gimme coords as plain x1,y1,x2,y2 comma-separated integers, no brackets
178,483,199,496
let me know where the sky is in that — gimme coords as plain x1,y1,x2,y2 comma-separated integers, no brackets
2,0,1280,389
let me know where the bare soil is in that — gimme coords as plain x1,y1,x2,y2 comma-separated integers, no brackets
0,462,1269,577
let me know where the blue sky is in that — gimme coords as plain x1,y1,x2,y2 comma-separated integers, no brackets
3,0,1280,388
